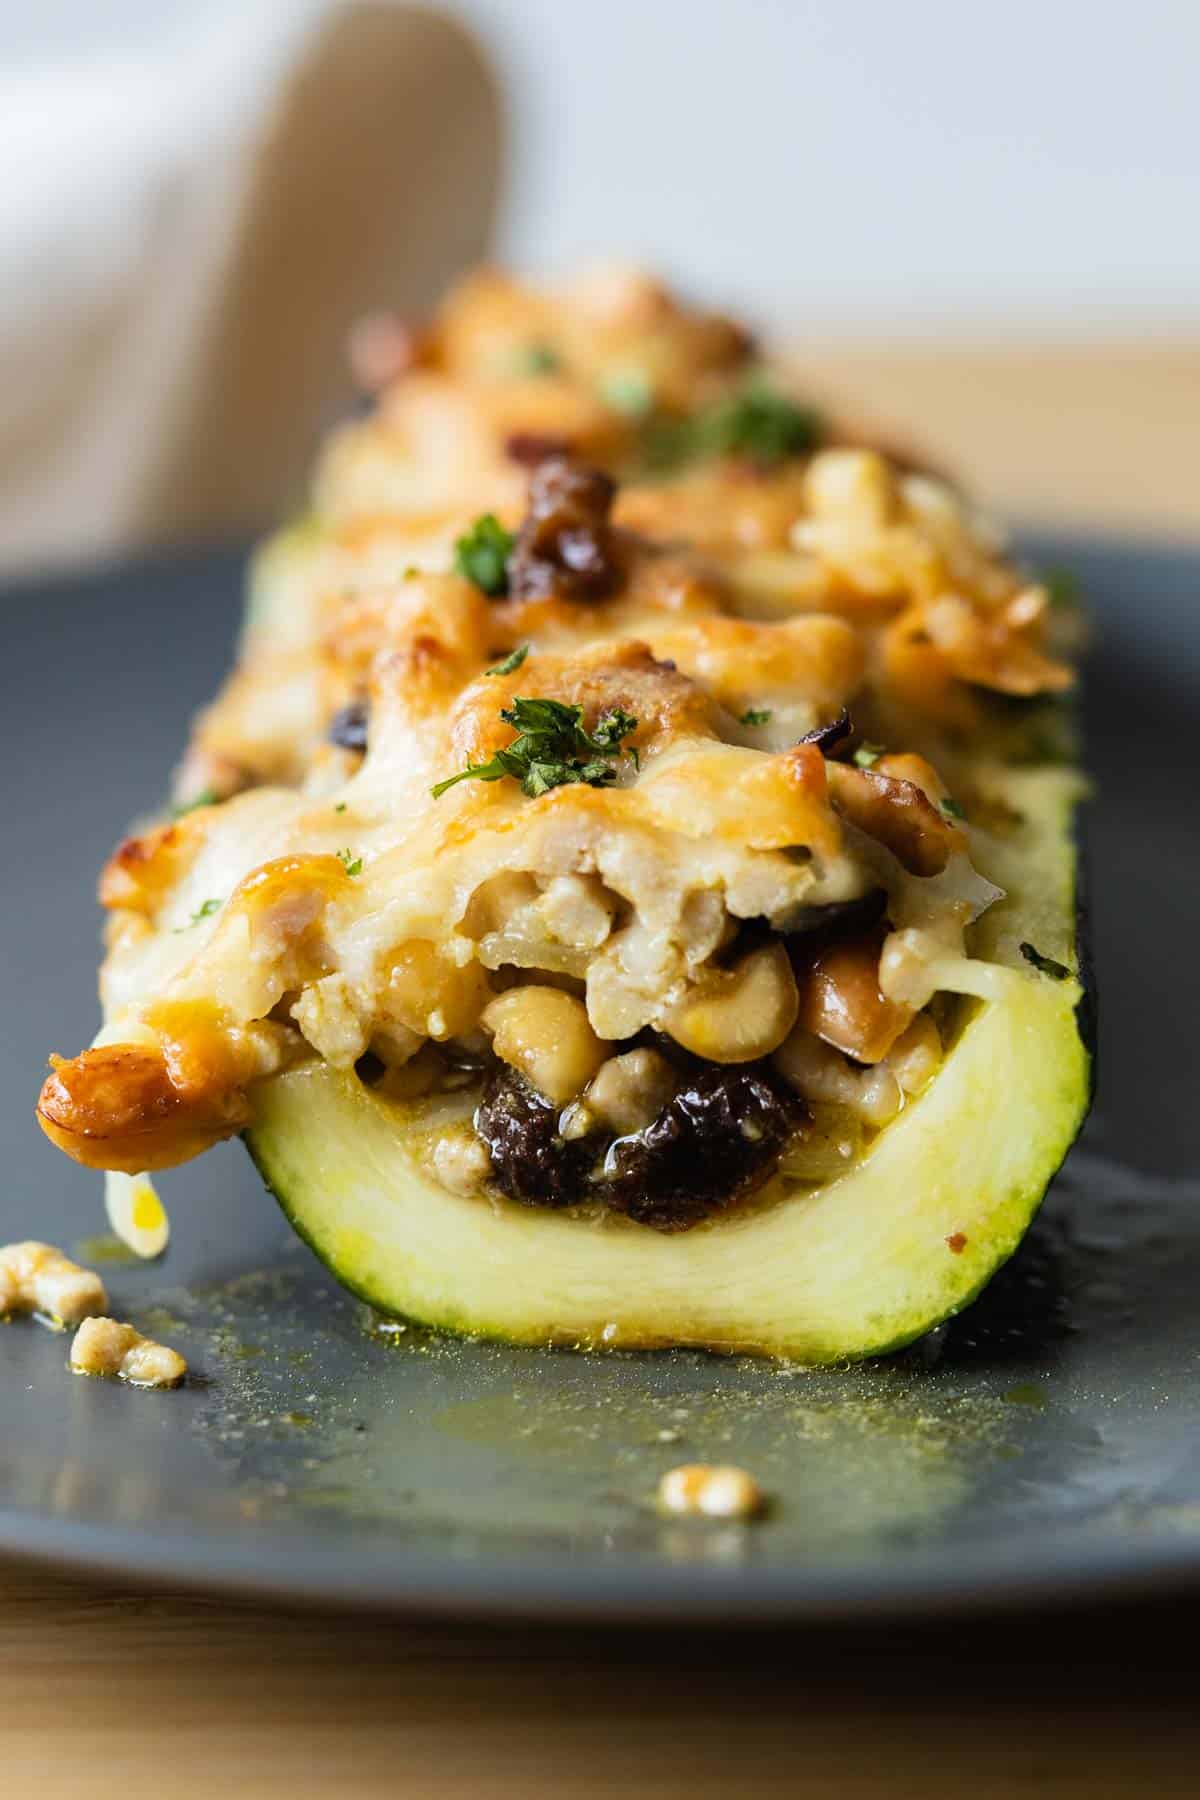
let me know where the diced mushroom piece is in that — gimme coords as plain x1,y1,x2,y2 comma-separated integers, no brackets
69,1317,187,1388
794,926,913,1065
826,760,962,877
507,457,622,602
0,1242,107,1328
871,749,949,806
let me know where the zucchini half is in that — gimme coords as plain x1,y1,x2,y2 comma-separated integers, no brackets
245,767,1091,1362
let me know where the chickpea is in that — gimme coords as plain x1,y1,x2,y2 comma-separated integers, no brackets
383,940,492,1040
795,926,911,1065
773,1026,902,1128
663,941,798,1064
583,1048,677,1137
432,1131,493,1194
461,872,540,941
482,986,608,1105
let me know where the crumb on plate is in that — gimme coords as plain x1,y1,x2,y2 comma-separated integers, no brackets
656,1462,765,1520
0,1240,107,1328
69,1316,187,1388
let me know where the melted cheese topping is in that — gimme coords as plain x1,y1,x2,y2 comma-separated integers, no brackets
39,264,1076,1181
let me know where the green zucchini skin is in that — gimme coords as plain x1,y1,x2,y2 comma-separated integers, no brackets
245,768,1091,1363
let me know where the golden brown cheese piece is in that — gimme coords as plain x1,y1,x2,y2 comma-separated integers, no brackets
617,462,816,556
38,992,302,1173
38,1042,251,1173
643,614,864,719
444,638,717,780
99,818,205,916
428,263,753,404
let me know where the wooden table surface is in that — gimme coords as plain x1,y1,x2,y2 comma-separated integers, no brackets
6,346,1198,1798
4,1562,1198,1797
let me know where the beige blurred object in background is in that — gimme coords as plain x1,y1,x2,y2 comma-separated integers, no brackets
0,2,501,575
2,0,1194,576
793,340,1200,541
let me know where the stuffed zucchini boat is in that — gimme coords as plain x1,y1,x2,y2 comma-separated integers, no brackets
37,265,1090,1361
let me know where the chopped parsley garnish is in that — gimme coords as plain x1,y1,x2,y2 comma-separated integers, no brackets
431,697,639,800
336,849,363,877
170,787,218,817
486,644,529,677
696,378,824,466
454,514,514,596
853,742,886,769
175,896,222,932
641,377,825,474
939,795,967,822
739,708,772,726
501,341,561,378
602,365,654,417
334,801,348,813
1044,568,1079,610
1020,941,1071,980
640,415,694,473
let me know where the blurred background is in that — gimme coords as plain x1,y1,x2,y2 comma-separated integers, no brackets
2,0,1196,573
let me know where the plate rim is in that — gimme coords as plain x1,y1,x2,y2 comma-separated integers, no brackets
3,1503,1199,1622
5,529,1199,1624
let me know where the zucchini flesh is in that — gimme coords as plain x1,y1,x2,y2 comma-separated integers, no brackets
245,767,1090,1363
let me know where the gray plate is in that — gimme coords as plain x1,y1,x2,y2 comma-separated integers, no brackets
1,534,1197,1621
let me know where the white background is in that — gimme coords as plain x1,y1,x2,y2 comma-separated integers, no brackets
3,0,1198,338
